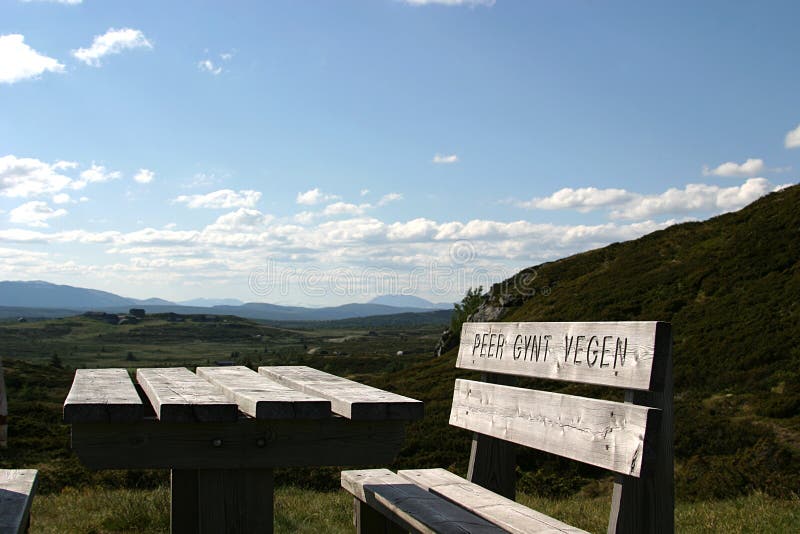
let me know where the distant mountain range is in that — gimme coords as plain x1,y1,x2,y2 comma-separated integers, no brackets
178,298,245,307
367,294,453,309
0,281,451,322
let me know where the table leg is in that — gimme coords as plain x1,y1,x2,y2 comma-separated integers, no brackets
171,469,198,533
170,468,274,534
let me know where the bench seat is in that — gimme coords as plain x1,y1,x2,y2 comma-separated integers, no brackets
0,469,38,534
344,467,588,534
398,469,588,534
342,469,506,534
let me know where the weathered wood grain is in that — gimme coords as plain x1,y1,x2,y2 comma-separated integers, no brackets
0,469,38,534
136,368,238,423
258,366,423,420
196,366,331,420
457,322,669,391
71,418,406,469
449,379,660,477
63,368,144,423
399,468,588,534
341,469,506,534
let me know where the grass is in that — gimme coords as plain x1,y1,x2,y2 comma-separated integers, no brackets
32,486,170,534
30,487,800,533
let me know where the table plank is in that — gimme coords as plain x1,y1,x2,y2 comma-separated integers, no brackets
137,368,238,422
196,366,331,419
258,366,423,420
63,368,143,423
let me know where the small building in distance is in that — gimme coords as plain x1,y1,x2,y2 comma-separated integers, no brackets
129,308,146,318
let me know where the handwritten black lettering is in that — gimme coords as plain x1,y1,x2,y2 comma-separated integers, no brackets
573,335,586,365
564,335,574,363
613,337,628,368
513,334,523,360
586,335,599,367
600,336,613,368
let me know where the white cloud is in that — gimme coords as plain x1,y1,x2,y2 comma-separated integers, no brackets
0,34,64,84
52,193,71,204
377,192,403,206
198,51,233,75
403,0,495,6
360,189,370,196
702,158,765,177
610,178,783,220
9,201,67,227
72,163,121,189
173,189,261,209
518,179,793,221
387,218,439,240
294,192,401,220
296,188,339,205
133,169,154,184
518,187,634,211
198,59,222,76
322,202,369,216
293,211,316,225
0,155,73,197
205,208,274,232
433,153,459,164
72,28,152,67
786,124,800,149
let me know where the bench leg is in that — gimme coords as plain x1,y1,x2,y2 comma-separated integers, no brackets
171,468,274,534
354,498,405,534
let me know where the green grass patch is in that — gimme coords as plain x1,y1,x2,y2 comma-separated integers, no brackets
29,487,800,533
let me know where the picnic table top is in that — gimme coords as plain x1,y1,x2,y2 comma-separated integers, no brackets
63,365,423,424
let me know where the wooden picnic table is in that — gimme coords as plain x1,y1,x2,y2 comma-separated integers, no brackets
62,365,423,534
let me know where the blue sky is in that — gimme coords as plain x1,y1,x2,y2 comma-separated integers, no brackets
1,0,798,305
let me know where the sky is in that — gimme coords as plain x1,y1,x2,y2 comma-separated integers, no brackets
1,0,799,306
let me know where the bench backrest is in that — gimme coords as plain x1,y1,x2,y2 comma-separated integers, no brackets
451,321,674,533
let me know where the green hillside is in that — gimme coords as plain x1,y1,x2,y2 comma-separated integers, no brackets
381,184,800,500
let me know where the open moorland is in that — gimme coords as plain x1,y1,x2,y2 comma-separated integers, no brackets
3,186,800,532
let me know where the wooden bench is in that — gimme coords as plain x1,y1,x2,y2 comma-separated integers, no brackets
0,470,38,534
342,321,673,533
